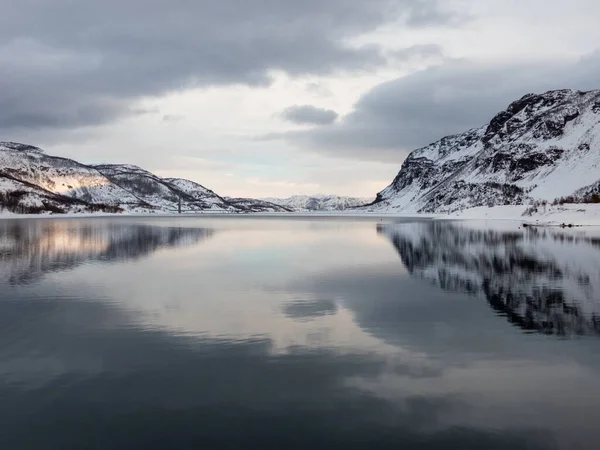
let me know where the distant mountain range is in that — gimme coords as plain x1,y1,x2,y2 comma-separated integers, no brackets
366,89,600,213
0,142,293,214
260,195,372,211
2,89,600,216
0,142,373,215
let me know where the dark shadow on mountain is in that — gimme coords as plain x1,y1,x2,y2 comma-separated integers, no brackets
0,220,213,285
379,222,600,337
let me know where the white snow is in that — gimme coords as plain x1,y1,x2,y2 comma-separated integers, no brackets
0,142,142,207
371,90,600,214
260,194,373,212
443,203,600,226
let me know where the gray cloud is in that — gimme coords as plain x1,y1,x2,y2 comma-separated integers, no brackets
388,44,443,61
281,105,339,126
273,52,600,162
305,82,333,97
0,0,459,133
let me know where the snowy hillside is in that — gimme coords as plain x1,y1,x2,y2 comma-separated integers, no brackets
94,164,236,213
0,142,143,211
369,89,600,213
224,197,292,213
261,195,372,211
163,178,238,212
0,142,285,215
0,174,117,214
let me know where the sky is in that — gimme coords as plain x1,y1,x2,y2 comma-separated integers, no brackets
1,0,600,198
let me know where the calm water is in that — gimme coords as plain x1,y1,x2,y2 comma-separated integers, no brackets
1,216,600,450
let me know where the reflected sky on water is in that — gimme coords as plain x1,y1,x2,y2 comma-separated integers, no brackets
1,216,600,450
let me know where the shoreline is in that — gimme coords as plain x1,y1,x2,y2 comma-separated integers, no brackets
441,204,600,227
1,203,600,226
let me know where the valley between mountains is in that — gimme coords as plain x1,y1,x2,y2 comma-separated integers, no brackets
1,89,599,219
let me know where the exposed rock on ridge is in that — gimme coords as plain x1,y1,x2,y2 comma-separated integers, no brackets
370,89,600,213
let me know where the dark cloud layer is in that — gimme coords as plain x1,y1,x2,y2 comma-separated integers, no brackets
276,52,600,162
0,0,458,132
281,105,339,125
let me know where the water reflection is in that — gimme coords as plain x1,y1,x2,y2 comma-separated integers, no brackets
0,306,553,450
0,219,213,284
0,276,552,450
282,297,339,321
379,222,600,337
2,217,600,449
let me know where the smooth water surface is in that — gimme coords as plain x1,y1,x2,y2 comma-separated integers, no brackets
1,216,600,449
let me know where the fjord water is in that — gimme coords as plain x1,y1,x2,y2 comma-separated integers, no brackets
1,217,600,450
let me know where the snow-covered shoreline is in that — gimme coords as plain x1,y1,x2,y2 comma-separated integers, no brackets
442,203,600,226
2,203,600,226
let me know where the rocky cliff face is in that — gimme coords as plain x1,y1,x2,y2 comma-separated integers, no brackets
371,89,600,213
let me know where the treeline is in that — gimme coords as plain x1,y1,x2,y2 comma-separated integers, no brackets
552,193,600,205
0,191,60,214
524,193,600,216
0,191,123,215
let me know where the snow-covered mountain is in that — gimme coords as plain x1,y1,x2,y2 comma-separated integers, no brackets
163,178,232,210
369,89,600,213
380,221,600,336
93,164,237,213
224,197,292,213
0,142,143,213
0,142,286,214
261,195,372,211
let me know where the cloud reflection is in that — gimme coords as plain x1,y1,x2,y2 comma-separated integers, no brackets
0,286,552,450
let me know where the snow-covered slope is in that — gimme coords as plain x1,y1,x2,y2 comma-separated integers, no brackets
163,178,233,211
0,174,114,214
370,89,600,213
94,165,237,213
261,195,372,211
0,142,144,210
224,197,292,213
0,142,287,215
161,178,286,212
380,221,600,336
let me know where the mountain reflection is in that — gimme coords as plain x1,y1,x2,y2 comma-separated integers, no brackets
379,222,600,337
0,220,213,285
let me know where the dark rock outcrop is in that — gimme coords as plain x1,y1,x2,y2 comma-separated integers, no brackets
369,89,600,213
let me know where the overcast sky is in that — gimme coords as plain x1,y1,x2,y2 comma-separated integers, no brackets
1,0,599,198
